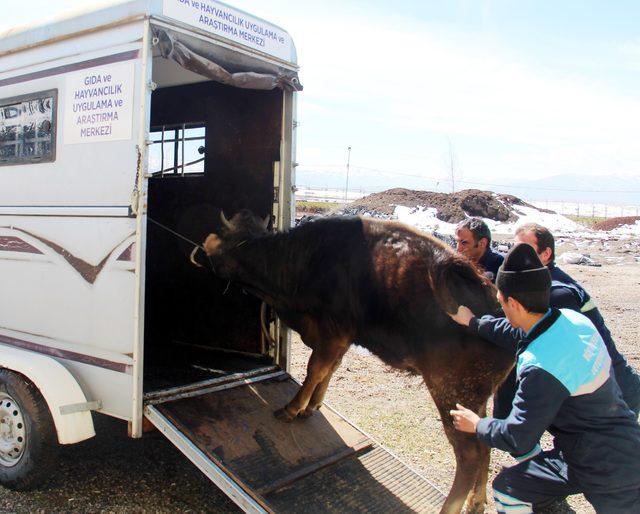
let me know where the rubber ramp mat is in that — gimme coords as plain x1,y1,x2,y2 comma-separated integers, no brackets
150,374,446,513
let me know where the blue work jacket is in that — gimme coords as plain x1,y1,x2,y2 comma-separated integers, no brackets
476,309,640,493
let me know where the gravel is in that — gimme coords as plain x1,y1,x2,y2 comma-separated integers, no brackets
0,414,239,513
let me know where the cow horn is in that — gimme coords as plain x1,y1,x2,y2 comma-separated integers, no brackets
190,246,203,268
220,211,233,229
262,215,270,229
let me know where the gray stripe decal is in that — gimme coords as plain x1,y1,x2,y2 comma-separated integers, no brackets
0,50,139,87
0,333,132,374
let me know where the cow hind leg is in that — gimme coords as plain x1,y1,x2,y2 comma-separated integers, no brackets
274,339,348,422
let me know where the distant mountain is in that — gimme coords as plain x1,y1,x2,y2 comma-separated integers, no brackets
485,174,640,205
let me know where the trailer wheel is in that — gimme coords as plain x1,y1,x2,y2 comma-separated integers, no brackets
0,369,57,490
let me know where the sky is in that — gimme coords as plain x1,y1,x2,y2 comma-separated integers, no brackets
3,0,640,199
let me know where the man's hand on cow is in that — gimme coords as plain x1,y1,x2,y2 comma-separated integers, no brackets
449,403,480,433
448,305,476,327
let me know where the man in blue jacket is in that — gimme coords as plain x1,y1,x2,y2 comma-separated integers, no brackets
455,217,504,283
450,243,640,513
481,223,640,418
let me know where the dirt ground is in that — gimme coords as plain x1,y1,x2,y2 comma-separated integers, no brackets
0,263,636,512
288,262,639,514
592,216,640,231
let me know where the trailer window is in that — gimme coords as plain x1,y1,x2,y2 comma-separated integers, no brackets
0,90,57,166
148,124,205,176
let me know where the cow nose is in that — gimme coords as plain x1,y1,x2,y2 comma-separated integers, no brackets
204,233,222,255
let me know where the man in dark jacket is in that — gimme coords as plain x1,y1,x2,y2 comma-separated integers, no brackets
450,244,640,514
455,217,504,283
473,223,640,418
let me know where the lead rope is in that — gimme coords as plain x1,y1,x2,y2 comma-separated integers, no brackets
147,216,204,250
146,216,214,273
146,216,277,350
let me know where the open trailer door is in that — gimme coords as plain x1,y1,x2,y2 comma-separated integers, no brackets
144,368,445,513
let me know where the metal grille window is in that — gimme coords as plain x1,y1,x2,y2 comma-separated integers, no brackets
0,90,57,166
148,124,205,176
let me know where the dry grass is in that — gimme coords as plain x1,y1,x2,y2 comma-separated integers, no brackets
290,263,640,514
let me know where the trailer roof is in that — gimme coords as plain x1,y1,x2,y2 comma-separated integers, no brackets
0,0,297,65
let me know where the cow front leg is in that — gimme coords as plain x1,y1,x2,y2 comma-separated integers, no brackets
299,354,345,418
274,340,348,422
432,402,486,514
422,372,491,514
466,441,490,513
462,402,489,513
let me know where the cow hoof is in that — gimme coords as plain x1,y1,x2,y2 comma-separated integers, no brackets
464,502,485,514
274,407,295,423
298,408,314,419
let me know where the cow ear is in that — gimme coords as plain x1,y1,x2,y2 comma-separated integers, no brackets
262,215,271,230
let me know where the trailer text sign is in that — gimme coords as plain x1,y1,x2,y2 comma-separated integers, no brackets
163,0,293,62
63,61,134,145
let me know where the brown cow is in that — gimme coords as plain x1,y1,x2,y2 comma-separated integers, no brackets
194,210,513,514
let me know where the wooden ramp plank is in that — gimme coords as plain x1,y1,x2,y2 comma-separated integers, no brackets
156,376,369,492
152,375,446,513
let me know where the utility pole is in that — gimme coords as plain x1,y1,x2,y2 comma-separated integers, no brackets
344,146,352,202
447,137,456,193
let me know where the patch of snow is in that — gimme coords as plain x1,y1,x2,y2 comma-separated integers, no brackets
611,220,640,236
604,256,626,265
394,203,582,238
559,252,598,266
394,205,459,235
560,252,585,264
489,205,581,234
391,201,640,269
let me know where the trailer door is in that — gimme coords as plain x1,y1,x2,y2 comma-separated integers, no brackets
144,369,445,513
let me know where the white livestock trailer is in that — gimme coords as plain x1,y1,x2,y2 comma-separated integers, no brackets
0,1,445,511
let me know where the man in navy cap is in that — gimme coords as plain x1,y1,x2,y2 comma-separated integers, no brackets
449,243,640,513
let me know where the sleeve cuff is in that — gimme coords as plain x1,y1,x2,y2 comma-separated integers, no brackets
468,317,479,333
475,417,494,445
513,443,542,462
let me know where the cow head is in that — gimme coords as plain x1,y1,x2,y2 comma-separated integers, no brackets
203,209,270,256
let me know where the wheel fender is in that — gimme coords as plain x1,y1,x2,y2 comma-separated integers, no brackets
0,345,95,444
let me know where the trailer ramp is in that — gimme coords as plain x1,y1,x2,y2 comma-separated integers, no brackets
144,370,446,513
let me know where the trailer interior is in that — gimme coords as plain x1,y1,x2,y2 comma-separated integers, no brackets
143,39,283,394
139,24,446,513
